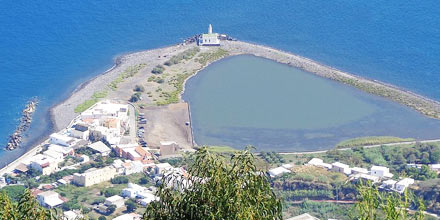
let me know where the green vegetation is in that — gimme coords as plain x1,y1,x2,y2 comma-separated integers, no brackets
147,75,165,84
125,199,138,212
134,85,145,92
354,182,425,220
130,92,142,102
284,200,353,220
144,147,282,219
101,187,121,197
164,47,200,66
260,151,286,164
196,48,229,65
110,176,129,184
151,65,165,74
109,63,146,90
337,136,415,148
155,71,193,105
0,185,26,202
0,189,59,220
74,90,108,113
205,145,239,153
74,63,145,113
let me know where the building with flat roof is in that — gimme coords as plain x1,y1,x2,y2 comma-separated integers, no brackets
105,195,125,208
73,166,116,187
88,141,111,156
50,133,75,147
36,191,64,208
198,24,220,46
370,165,393,178
331,162,351,175
160,141,180,156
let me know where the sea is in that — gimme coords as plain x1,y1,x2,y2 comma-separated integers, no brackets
0,1,439,164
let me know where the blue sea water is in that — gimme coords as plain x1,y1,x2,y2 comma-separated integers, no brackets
0,1,439,164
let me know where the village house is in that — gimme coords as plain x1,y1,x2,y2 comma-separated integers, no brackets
115,144,152,161
370,165,393,178
87,141,111,156
352,173,380,183
395,178,414,193
331,162,351,175
104,195,125,208
381,179,397,190
47,144,74,156
268,166,291,177
73,166,116,187
36,191,64,208
112,213,142,220
50,133,75,147
70,123,89,140
307,158,332,169
154,163,173,176
160,141,181,157
198,24,220,46
351,167,369,175
29,154,60,175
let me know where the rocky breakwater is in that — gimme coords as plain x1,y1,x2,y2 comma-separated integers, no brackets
6,98,39,150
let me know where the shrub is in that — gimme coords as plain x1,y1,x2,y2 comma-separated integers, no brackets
111,176,129,184
130,92,142,102
151,65,165,74
134,85,145,92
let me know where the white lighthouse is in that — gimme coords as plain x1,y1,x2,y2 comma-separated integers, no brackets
208,24,213,34
198,24,220,46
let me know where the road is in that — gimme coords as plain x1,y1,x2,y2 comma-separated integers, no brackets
278,139,440,155
127,103,137,143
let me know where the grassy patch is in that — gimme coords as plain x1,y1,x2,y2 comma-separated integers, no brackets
164,47,200,66
109,63,146,90
196,48,229,66
74,90,108,113
336,136,414,148
205,146,240,153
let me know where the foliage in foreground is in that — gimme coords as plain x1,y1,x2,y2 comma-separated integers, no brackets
0,189,58,220
143,147,283,220
354,182,425,220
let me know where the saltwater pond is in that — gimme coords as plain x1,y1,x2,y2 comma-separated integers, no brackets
183,55,440,152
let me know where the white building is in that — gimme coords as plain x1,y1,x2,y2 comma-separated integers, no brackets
286,213,319,220
155,163,173,176
30,154,60,175
140,193,159,207
36,191,64,208
88,141,111,156
268,166,291,177
48,144,74,156
50,133,75,147
71,124,89,140
105,195,125,208
351,167,369,175
331,162,351,175
160,141,180,156
112,213,142,220
73,166,116,187
63,210,83,220
370,166,393,178
381,179,397,189
352,173,380,183
198,24,220,46
395,178,414,193
307,158,332,169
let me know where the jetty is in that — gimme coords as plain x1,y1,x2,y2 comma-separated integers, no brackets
5,98,38,150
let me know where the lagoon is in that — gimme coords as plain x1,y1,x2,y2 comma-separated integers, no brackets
183,55,440,151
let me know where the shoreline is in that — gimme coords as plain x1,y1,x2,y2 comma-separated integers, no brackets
4,38,440,170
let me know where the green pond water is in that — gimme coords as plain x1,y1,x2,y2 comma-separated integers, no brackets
183,55,440,152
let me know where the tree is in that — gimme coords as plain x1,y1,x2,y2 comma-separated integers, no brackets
139,177,149,185
134,85,145,92
353,181,425,220
143,147,282,220
125,199,137,212
0,189,59,220
130,92,142,102
111,176,129,184
107,204,116,215
98,216,107,220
